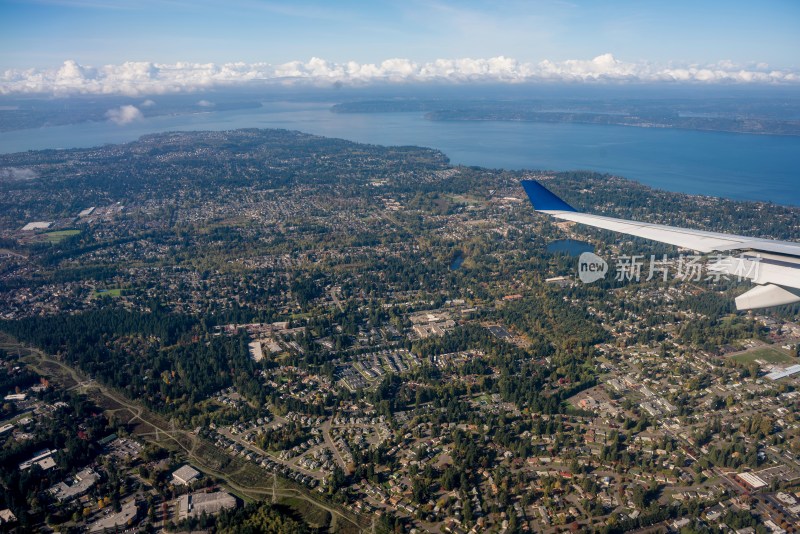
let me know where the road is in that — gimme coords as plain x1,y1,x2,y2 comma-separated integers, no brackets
322,417,351,472
330,287,345,312
3,334,366,533
217,427,323,480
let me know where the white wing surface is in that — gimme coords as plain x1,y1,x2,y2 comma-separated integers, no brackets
521,180,800,310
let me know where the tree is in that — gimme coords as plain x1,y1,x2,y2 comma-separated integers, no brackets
412,479,429,504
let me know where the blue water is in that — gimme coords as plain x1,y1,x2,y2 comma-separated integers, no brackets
450,252,465,270
1,101,799,205
546,239,594,256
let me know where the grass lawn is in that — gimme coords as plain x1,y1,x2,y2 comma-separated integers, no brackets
278,496,332,528
42,229,80,243
447,194,485,205
730,347,794,364
93,288,122,298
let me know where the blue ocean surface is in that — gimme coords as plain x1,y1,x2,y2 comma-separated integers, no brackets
1,101,799,206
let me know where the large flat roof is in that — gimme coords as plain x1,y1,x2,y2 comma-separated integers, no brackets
21,221,52,231
737,472,767,489
172,464,200,485
766,364,800,381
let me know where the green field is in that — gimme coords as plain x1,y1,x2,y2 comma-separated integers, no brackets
42,229,80,243
730,347,794,364
92,288,122,298
278,497,333,529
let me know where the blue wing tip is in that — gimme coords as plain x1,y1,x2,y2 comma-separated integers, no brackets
520,180,576,212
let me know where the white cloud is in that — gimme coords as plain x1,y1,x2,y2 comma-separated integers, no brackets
197,99,214,107
141,98,156,107
0,167,38,181
2,54,798,96
105,104,144,125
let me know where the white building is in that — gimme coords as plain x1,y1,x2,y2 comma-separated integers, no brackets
177,491,237,520
736,472,767,490
19,449,57,471
21,221,52,231
172,464,201,486
49,468,99,502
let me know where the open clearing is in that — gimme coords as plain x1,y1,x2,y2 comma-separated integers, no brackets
730,347,794,364
92,288,122,298
42,229,80,243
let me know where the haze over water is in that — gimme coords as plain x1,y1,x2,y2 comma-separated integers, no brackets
1,101,799,206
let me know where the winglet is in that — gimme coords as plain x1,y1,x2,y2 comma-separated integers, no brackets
735,284,800,310
521,180,576,212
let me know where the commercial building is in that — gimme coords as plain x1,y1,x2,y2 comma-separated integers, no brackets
19,449,56,471
177,491,237,520
49,468,99,502
766,364,800,381
172,464,201,486
736,472,768,490
89,500,138,533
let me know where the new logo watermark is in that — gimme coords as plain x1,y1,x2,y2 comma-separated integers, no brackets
578,252,608,283
576,252,761,285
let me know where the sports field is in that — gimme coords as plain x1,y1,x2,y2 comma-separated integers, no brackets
42,229,80,243
730,347,794,364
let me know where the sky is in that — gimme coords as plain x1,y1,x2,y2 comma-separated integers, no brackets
1,0,799,94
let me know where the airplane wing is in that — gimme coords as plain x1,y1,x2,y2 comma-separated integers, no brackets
521,179,800,310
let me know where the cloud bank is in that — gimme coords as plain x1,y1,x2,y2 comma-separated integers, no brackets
105,104,144,124
2,54,798,96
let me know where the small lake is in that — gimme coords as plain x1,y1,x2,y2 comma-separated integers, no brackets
450,252,465,270
546,239,594,256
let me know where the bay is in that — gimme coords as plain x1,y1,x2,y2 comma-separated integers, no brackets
1,101,799,206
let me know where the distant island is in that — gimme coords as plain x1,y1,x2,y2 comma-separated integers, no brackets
332,99,800,136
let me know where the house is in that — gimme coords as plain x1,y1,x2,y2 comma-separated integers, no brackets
0,509,16,525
